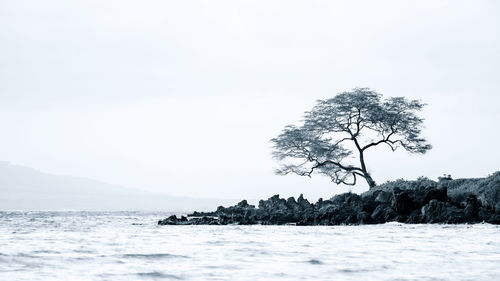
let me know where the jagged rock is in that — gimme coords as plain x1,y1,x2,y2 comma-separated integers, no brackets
371,204,397,223
487,214,500,224
237,200,249,208
297,194,313,210
190,210,217,217
286,197,302,220
392,191,415,214
322,193,366,225
356,211,371,224
463,205,477,221
193,216,219,225
466,194,480,208
375,191,392,204
421,200,466,223
406,209,423,223
329,192,362,207
359,192,378,213
478,207,493,222
157,215,207,225
158,184,500,226
158,215,180,225
423,187,448,205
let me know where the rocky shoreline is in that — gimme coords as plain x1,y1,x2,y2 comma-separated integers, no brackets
159,177,500,226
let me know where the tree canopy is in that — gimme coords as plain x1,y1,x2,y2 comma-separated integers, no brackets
271,88,432,189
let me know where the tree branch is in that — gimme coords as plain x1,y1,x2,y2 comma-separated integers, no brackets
333,172,357,186
361,126,396,151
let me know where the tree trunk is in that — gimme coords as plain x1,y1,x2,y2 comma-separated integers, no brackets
363,173,377,189
358,149,376,189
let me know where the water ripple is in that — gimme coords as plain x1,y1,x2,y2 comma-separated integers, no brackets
122,253,189,259
135,271,184,280
307,259,323,265
0,212,498,281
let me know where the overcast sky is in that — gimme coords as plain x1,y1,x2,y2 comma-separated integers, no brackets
1,0,499,200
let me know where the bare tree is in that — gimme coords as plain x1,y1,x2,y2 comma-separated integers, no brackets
271,88,432,189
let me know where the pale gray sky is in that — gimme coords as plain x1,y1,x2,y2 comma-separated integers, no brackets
1,0,499,200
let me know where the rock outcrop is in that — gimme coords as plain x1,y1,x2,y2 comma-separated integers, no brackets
158,184,500,225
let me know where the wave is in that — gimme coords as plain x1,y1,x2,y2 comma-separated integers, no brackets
122,253,189,259
135,271,184,280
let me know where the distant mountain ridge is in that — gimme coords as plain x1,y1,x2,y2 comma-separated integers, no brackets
0,161,236,211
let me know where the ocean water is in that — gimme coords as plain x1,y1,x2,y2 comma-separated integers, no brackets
0,212,498,281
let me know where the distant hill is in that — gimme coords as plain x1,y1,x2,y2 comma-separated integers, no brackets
0,161,236,211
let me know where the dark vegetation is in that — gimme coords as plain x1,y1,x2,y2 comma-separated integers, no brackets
158,172,500,225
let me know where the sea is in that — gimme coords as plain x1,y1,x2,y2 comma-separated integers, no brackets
0,211,498,281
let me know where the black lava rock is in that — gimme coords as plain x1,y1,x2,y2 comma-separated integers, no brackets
158,185,499,226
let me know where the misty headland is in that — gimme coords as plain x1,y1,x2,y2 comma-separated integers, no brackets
0,161,237,212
